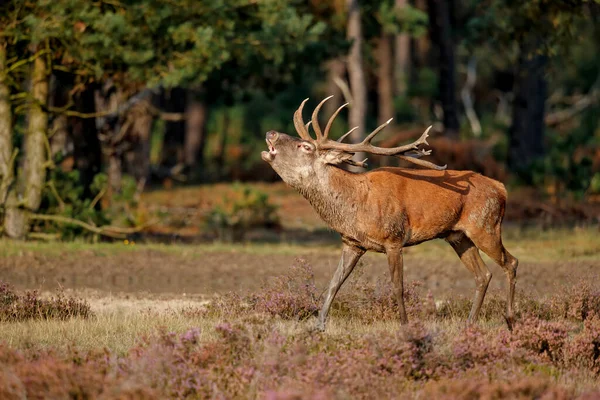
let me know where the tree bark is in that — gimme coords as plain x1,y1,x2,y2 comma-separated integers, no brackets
124,100,153,188
184,89,209,175
508,50,547,179
70,85,102,196
324,58,346,119
4,53,49,239
427,0,460,138
0,41,13,209
376,33,395,125
346,0,367,165
160,87,186,168
48,74,69,161
413,0,430,69
394,0,411,97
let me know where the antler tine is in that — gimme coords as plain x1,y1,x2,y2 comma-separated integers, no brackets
338,126,358,143
363,118,393,144
323,102,349,140
344,157,369,168
319,124,434,157
398,155,446,170
416,125,432,146
405,148,432,158
311,95,334,141
293,98,312,141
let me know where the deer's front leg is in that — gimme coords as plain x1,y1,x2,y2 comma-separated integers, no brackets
316,244,364,331
387,247,408,324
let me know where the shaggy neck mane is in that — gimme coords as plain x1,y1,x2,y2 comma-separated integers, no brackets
294,165,364,233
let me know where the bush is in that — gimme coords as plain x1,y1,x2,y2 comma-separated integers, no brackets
511,316,569,363
549,279,600,322
250,258,319,320
37,170,111,240
564,315,600,374
422,377,572,400
205,183,280,242
0,281,93,322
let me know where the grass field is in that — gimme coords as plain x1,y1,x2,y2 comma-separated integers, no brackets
1,225,599,398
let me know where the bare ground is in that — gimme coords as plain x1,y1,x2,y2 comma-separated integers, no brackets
1,233,598,302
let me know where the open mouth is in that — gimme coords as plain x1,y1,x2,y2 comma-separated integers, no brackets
266,139,277,155
261,138,277,163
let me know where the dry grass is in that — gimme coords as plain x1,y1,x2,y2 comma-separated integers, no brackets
1,227,600,398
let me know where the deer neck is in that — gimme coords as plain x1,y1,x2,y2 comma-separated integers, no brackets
294,164,365,234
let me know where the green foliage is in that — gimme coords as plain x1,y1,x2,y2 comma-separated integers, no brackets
408,67,438,98
37,169,110,239
394,96,417,123
378,1,429,36
531,106,600,199
205,184,279,242
465,0,591,57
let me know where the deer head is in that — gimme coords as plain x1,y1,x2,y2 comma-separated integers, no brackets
261,96,445,187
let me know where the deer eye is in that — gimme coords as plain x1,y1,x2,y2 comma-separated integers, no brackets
302,144,312,151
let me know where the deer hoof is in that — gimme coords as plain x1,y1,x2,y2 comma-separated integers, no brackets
504,315,515,331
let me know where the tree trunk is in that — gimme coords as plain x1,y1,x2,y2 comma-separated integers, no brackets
346,0,367,165
323,58,346,119
48,73,70,161
0,41,13,209
215,110,229,181
161,87,186,169
394,0,411,97
184,89,209,178
4,53,49,239
427,0,460,138
508,50,547,179
70,85,102,196
413,0,430,69
377,33,395,125
124,100,153,189
95,80,123,202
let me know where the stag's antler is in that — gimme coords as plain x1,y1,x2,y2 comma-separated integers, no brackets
293,96,446,170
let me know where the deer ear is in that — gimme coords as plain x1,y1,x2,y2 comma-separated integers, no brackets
322,150,353,165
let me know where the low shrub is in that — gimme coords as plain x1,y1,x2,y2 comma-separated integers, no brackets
422,377,572,400
205,184,280,242
564,314,600,374
0,281,93,322
511,316,570,363
249,258,319,320
549,279,600,322
452,325,511,370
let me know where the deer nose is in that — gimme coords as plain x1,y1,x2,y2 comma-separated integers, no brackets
266,130,279,143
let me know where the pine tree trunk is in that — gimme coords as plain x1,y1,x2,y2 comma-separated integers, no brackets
48,74,69,160
413,0,430,69
346,0,367,165
125,100,153,188
394,0,410,97
0,41,13,209
184,89,208,175
161,87,186,168
323,58,346,119
70,85,102,196
427,0,460,138
4,53,49,239
508,50,547,180
377,33,395,125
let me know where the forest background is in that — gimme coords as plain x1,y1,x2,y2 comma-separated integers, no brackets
0,0,598,241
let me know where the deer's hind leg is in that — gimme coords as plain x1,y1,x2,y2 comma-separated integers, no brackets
446,232,493,323
468,229,518,329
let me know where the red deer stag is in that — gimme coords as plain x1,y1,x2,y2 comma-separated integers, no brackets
261,96,518,331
